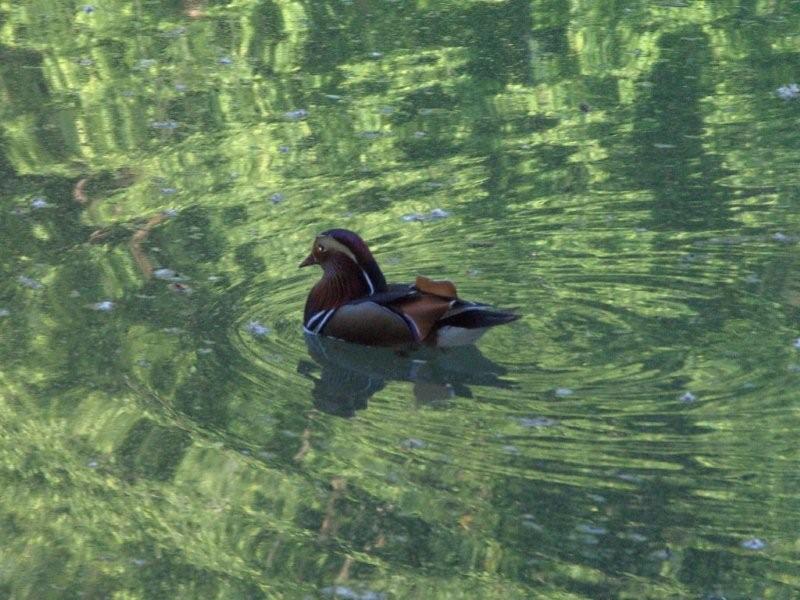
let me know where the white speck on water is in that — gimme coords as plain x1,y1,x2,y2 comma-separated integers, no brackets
324,94,342,101
368,51,384,59
680,391,697,403
741,538,766,550
776,83,800,100
321,586,386,600
87,459,99,468
0,309,9,317
283,109,308,121
153,268,187,282
69,290,80,298
400,438,426,450
30,197,49,209
218,56,233,65
360,130,382,139
554,387,574,397
653,143,676,149
162,208,179,218
245,321,270,337
151,120,178,130
162,327,183,334
174,83,188,92
131,558,147,567
744,274,760,284
502,445,520,455
88,301,114,312
414,130,427,138
159,187,177,195
576,523,608,535
626,532,648,542
18,275,43,289
269,192,285,204
651,548,671,561
402,208,451,222
198,347,213,355
518,417,558,428
772,232,793,243
136,58,157,69
793,338,800,350
78,58,94,66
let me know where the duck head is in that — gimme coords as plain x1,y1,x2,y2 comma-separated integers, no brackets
300,229,388,317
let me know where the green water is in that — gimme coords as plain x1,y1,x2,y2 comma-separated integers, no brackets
2,0,800,598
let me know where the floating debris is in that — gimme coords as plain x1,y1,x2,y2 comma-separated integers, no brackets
321,586,385,600
17,275,43,289
153,268,188,282
400,438,426,450
518,416,558,428
680,391,697,403
269,192,285,204
0,308,9,317
776,83,800,100
30,197,50,209
554,387,574,397
402,208,451,222
169,282,193,294
741,538,766,550
651,548,672,561
283,109,308,121
88,300,114,312
576,523,608,536
245,320,270,337
151,120,178,130
772,232,794,243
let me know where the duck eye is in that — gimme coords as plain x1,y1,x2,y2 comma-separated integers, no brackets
317,244,325,253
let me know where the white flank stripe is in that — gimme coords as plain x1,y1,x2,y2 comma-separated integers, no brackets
314,309,336,333
306,310,328,330
361,269,375,295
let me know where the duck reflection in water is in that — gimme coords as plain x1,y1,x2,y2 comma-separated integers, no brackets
298,334,515,417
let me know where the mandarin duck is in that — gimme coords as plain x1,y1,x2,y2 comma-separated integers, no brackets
300,229,519,347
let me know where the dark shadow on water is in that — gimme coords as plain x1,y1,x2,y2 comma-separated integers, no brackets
298,334,515,417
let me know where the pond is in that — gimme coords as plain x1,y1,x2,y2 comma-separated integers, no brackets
1,1,799,598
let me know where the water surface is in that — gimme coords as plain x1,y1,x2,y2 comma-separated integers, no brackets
1,1,800,598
